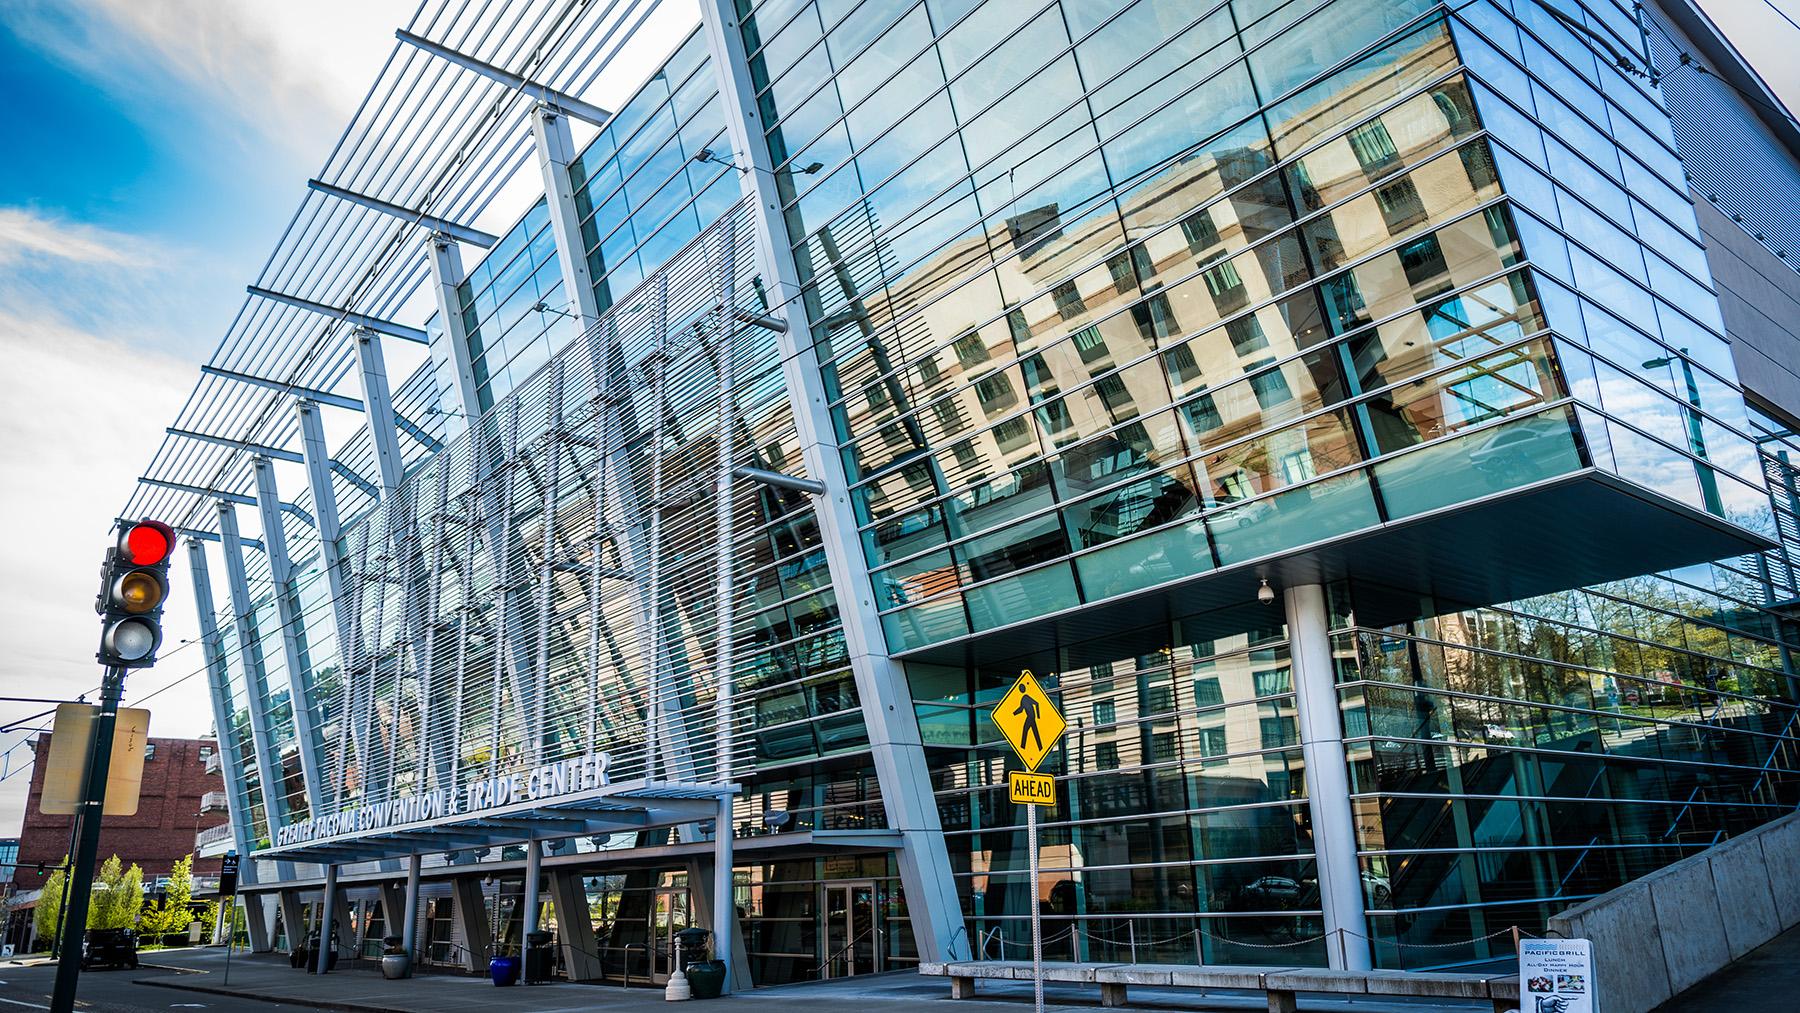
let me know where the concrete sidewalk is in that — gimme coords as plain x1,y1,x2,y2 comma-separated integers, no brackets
129,947,1494,1013
1657,922,1800,1011
134,947,631,1012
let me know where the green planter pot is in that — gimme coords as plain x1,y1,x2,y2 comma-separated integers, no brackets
685,960,725,999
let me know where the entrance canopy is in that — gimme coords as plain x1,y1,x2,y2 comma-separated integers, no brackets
252,778,734,865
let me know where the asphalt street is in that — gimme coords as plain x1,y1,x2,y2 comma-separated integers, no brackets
0,958,299,1013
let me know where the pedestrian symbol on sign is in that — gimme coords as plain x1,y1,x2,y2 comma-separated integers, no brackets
991,670,1065,771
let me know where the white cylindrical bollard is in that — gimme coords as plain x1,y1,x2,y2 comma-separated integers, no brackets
665,937,691,1001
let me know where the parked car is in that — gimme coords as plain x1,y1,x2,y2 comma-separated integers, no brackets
81,928,138,970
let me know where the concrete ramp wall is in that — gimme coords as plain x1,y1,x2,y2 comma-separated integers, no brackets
1549,811,1800,1013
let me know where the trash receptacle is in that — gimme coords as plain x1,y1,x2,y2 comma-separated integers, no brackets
524,930,555,984
674,927,712,961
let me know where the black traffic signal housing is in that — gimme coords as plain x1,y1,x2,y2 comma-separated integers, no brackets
95,518,176,668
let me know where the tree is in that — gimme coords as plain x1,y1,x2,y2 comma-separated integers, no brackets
196,900,221,944
34,858,67,949
88,856,144,930
139,854,195,938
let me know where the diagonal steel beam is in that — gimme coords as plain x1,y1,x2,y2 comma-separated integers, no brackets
199,365,442,451
138,477,312,525
395,28,611,127
200,365,364,411
307,179,500,248
330,461,381,499
246,284,430,344
167,427,304,464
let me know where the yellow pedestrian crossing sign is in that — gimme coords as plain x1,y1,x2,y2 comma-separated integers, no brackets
991,670,1065,771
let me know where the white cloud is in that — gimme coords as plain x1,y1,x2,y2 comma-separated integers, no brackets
0,207,147,268
0,307,210,835
3,0,410,160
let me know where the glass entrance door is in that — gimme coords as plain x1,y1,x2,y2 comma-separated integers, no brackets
652,887,689,983
822,882,878,978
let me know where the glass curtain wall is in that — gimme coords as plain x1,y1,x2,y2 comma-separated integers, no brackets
1451,0,1774,537
571,30,744,316
735,0,1796,972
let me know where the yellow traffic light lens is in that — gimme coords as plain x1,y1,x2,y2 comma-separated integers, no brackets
117,571,164,613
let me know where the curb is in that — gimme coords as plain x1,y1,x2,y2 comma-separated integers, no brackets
133,976,411,1013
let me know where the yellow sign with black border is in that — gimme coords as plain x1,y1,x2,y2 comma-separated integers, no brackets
1008,770,1055,807
991,669,1066,771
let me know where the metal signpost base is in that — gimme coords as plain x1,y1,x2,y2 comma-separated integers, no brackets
49,666,125,1013
1027,801,1043,1013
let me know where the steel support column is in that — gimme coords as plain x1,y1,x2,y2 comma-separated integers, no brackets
353,329,407,495
296,401,355,654
709,218,741,993
530,105,603,327
522,841,542,940
1284,583,1372,970
252,458,327,814
315,864,339,973
697,0,970,964
402,854,422,960
217,501,294,831
187,538,277,897
428,235,482,433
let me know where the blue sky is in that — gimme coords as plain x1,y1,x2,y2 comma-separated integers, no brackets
0,0,1795,833
0,0,411,831
0,0,697,835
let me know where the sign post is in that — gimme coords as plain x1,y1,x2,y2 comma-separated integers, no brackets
219,851,240,985
1519,937,1595,1013
990,671,1066,1013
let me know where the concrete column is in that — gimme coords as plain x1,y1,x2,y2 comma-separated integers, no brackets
315,865,339,973
251,457,327,814
353,329,406,495
452,876,492,972
402,854,422,958
697,0,971,964
241,893,274,953
381,881,406,941
689,855,753,988
217,501,292,829
279,889,308,954
1284,583,1372,970
548,870,604,979
523,841,543,938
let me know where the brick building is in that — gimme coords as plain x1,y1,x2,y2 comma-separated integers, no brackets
9,735,228,894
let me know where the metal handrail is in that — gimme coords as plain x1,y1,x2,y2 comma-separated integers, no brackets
814,926,874,974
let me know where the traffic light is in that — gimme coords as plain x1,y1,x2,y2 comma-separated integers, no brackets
95,518,176,668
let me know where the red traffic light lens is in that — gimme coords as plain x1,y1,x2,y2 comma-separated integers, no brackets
120,520,175,566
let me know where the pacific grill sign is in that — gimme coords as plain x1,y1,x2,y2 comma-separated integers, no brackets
274,751,612,847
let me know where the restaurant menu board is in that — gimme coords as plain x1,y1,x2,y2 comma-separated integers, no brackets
1519,937,1596,1013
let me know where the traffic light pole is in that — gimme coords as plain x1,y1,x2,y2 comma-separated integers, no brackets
49,665,125,1013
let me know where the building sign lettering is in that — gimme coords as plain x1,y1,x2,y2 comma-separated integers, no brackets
274,751,611,847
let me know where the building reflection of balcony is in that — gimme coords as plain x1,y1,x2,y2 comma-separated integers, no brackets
195,822,234,856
